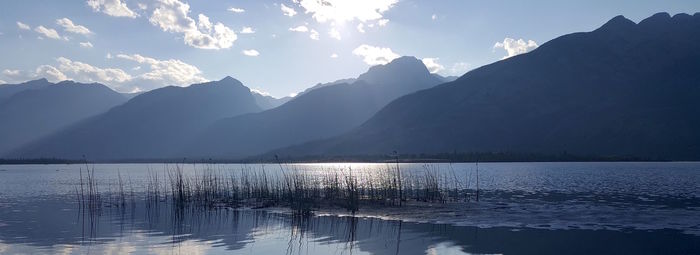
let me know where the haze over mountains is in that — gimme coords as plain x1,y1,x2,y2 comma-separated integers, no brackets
0,78,52,102
3,12,700,161
251,92,292,111
11,77,262,160
185,56,443,159
274,12,700,161
8,56,442,160
0,80,127,155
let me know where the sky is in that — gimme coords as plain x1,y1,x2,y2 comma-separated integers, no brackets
1,1,699,97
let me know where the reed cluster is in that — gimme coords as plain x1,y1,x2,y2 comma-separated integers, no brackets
79,163,478,215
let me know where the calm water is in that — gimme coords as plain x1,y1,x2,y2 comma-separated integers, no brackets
1,162,699,254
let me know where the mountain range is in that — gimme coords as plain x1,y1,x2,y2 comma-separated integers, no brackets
271,12,700,161
10,77,262,160
0,80,127,155
184,56,443,159
8,56,443,160
3,12,700,161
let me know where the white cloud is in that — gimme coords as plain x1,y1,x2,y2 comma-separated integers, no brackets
35,65,68,81
2,66,68,83
329,28,341,40
0,79,5,84
56,18,92,35
228,7,245,13
1,58,127,85
281,3,297,17
2,69,38,83
116,54,206,87
293,0,397,24
493,38,538,59
34,26,62,40
357,23,365,33
137,3,148,10
2,69,21,77
79,41,94,48
240,27,255,34
330,53,338,58
106,53,113,59
309,29,319,40
86,0,138,18
421,58,444,74
377,19,389,26
431,14,437,20
3,55,206,92
56,57,132,83
289,26,309,32
16,21,31,30
242,49,260,56
149,0,237,50
449,62,470,75
352,44,399,65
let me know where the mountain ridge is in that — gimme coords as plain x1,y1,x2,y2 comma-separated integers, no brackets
0,80,128,155
9,77,262,160
182,56,444,160
267,12,700,161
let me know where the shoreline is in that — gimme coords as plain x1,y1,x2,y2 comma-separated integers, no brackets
0,158,677,165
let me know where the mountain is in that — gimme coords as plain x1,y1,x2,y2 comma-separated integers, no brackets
11,77,261,160
184,56,443,159
432,74,459,83
0,80,127,155
251,91,292,110
272,13,700,160
0,78,52,102
297,78,357,96
121,91,144,100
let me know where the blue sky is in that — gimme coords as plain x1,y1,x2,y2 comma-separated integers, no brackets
1,0,699,97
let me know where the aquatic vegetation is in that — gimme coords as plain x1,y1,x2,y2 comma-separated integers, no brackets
77,163,480,215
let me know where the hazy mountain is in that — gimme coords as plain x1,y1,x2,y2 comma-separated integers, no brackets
432,74,459,83
121,91,144,100
0,78,52,102
251,92,292,110
273,13,700,160
0,80,127,155
297,78,357,96
11,77,261,160
185,56,443,159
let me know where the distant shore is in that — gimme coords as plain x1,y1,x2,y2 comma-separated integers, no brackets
0,152,671,165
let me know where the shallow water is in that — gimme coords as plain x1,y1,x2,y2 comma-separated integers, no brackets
1,162,699,254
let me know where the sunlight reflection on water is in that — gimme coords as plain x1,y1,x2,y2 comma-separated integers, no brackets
0,162,699,254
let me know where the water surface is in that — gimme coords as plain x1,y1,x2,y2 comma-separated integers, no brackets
0,162,699,254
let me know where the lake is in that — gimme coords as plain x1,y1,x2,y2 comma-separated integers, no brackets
0,162,699,254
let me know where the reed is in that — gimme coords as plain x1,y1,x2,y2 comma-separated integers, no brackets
76,164,101,212
78,163,480,215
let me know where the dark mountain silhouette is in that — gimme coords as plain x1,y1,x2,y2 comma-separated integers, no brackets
0,80,127,154
272,13,700,160
10,77,261,160
0,78,52,102
184,56,443,159
251,91,291,110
